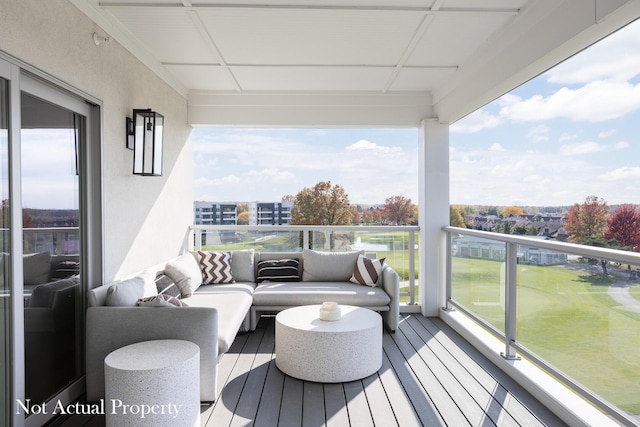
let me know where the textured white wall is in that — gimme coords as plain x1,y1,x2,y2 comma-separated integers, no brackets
0,0,193,282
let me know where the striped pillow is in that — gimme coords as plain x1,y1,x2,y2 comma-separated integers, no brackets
256,259,300,283
350,255,385,287
198,251,235,284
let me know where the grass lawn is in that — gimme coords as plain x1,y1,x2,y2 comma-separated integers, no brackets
452,257,640,414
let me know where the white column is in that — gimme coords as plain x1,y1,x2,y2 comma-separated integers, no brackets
418,119,449,316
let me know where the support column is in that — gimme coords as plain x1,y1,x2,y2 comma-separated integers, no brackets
418,119,449,317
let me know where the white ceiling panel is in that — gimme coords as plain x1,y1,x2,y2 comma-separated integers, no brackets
197,8,425,65
106,6,223,64
387,67,455,92
406,13,515,66
231,66,394,91
164,65,239,91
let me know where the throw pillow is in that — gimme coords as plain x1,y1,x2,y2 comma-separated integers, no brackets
198,251,234,284
350,255,386,287
231,249,255,282
105,276,146,306
155,273,181,298
302,249,363,282
138,294,188,307
256,259,300,283
164,252,203,298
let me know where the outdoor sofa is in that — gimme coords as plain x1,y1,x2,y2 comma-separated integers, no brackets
85,249,400,402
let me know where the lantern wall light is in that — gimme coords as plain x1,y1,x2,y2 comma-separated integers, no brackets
126,108,164,176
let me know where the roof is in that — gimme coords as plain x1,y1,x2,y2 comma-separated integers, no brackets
72,0,640,126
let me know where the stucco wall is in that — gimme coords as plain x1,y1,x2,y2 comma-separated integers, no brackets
0,0,193,282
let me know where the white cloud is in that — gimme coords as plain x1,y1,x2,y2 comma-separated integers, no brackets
488,143,505,152
613,141,629,150
545,21,640,84
559,132,577,142
560,141,605,155
598,129,617,138
599,166,640,181
498,80,640,123
451,108,501,133
527,124,550,142
345,139,402,154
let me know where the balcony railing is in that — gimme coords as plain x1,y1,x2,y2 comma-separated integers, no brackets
442,226,640,426
22,227,80,255
189,224,419,306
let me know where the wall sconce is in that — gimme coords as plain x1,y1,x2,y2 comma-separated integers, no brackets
126,109,164,176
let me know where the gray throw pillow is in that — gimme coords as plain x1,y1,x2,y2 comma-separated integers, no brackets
23,251,52,286
231,249,255,282
301,249,363,282
105,276,146,306
164,252,203,298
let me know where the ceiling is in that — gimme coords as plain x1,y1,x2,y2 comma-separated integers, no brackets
73,0,640,126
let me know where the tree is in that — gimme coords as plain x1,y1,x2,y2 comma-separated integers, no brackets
605,204,640,251
383,195,415,225
237,211,249,225
564,195,609,243
500,205,523,218
450,205,465,228
290,181,354,225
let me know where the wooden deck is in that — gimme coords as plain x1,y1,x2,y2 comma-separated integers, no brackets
60,313,565,426
202,314,564,427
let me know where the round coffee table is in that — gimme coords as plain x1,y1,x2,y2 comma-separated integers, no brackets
275,305,382,382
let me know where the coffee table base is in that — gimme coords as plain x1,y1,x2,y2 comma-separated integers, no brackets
275,305,382,383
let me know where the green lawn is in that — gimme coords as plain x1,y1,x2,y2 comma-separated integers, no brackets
452,257,640,414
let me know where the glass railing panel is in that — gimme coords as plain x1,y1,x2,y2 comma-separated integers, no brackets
197,229,303,252
517,253,640,418
450,235,506,333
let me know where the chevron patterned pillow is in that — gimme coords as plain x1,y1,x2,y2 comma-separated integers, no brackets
198,251,235,284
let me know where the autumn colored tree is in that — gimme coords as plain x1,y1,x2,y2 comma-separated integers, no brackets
382,195,414,225
450,205,465,228
564,195,609,243
605,204,640,251
500,205,523,218
290,181,354,225
237,211,249,225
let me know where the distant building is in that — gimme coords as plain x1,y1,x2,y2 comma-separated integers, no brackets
249,202,293,225
453,235,568,266
193,202,238,225
465,213,567,240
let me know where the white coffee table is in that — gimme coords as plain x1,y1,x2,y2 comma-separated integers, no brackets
275,305,382,382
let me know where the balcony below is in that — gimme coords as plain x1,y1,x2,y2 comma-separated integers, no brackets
61,314,564,426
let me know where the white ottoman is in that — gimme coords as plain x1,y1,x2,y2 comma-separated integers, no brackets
105,339,200,427
275,305,382,382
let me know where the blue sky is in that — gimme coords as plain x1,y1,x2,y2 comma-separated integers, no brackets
192,19,640,207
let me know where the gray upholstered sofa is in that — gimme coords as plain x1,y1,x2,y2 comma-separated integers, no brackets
85,249,400,402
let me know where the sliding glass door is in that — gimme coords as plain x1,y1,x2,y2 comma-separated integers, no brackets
0,56,102,427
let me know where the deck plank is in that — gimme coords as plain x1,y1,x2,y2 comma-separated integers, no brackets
60,313,568,427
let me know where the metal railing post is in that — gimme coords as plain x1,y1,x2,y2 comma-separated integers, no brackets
502,241,520,360
444,230,452,311
408,230,416,305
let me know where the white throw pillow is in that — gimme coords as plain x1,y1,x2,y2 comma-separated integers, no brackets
164,252,203,298
105,277,146,306
302,249,363,282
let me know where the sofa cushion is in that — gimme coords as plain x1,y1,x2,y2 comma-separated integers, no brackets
252,281,391,306
185,292,253,354
256,259,300,283
197,251,234,285
28,277,79,308
24,252,52,286
164,252,203,298
137,294,188,307
231,249,255,282
302,250,363,282
194,282,256,297
350,255,386,287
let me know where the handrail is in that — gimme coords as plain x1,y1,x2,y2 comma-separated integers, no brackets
442,225,640,426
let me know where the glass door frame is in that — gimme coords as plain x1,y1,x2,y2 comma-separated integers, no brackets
0,54,103,427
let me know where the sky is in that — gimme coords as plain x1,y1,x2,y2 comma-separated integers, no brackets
192,19,640,207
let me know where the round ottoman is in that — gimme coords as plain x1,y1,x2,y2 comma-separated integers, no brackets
275,305,382,382
105,339,200,426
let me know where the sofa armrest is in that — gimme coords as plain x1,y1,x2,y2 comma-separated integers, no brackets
380,266,400,331
85,306,218,402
